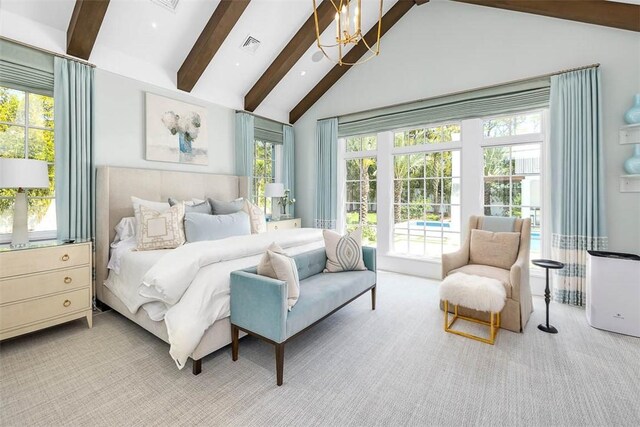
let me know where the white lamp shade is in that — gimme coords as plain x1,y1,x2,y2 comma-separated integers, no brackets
264,182,285,198
0,158,49,189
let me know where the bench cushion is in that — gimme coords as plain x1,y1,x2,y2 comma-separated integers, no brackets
285,270,376,338
439,272,506,313
449,264,512,298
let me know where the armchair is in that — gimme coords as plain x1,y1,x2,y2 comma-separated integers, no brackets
441,215,533,332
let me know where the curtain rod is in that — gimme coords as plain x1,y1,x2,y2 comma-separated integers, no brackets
0,36,96,68
319,63,600,121
236,110,291,128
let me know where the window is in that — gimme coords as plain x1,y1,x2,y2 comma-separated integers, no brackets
483,112,543,260
392,124,461,258
0,86,56,240
344,135,377,246
252,139,275,214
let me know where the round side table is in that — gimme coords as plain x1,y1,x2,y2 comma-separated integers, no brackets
532,259,565,334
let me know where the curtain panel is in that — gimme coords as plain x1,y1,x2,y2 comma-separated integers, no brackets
282,125,295,217
0,39,54,96
549,67,607,306
338,78,550,137
235,112,255,196
314,118,338,229
54,57,95,241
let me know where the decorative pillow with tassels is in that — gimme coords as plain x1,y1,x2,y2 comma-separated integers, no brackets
323,228,367,273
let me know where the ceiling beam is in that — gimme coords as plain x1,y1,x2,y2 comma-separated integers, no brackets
451,1,640,32
244,0,336,112
66,0,110,60
178,0,251,92
289,0,427,124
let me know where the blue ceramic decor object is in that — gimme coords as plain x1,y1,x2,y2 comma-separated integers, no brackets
624,94,640,124
624,144,640,174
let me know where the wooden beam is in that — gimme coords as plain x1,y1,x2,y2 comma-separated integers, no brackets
244,0,336,112
452,1,640,32
66,0,110,60
178,0,251,92
289,0,424,124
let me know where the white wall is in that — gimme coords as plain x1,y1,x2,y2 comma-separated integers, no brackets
94,69,235,174
294,1,640,258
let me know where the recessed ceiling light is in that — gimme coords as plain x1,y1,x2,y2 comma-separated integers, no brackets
300,71,306,76
311,51,324,63
235,62,240,67
151,22,158,29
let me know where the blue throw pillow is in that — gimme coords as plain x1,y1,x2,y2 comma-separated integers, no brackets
168,198,212,214
208,198,244,215
184,211,251,243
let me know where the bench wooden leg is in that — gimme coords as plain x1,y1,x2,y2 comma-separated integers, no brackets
275,343,285,386
192,358,202,375
371,286,376,310
231,324,239,361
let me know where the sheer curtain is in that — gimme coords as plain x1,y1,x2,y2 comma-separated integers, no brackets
235,112,255,196
54,57,95,241
549,67,607,306
314,118,338,229
282,124,295,217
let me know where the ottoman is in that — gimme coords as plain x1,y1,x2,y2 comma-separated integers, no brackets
439,272,506,345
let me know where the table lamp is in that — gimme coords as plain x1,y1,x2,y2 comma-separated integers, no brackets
264,182,284,220
0,158,49,248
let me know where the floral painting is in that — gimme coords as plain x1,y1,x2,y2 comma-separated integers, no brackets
145,93,208,165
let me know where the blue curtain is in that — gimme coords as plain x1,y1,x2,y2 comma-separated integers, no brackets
54,57,95,241
283,125,295,217
550,67,607,306
235,112,255,197
314,118,338,229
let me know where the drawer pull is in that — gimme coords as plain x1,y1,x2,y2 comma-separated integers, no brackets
274,225,279,230
64,277,72,284
294,223,298,227
63,299,71,307
61,254,70,262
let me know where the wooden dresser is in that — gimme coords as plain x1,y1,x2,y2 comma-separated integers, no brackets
0,241,93,340
266,218,301,232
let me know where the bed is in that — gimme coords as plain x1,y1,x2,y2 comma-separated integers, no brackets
95,166,323,375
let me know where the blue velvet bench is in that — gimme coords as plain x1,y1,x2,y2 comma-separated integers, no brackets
230,246,377,386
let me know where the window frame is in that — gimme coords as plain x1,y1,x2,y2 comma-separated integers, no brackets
0,87,56,243
251,138,278,215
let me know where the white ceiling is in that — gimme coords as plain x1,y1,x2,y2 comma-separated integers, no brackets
0,0,398,122
1,0,637,122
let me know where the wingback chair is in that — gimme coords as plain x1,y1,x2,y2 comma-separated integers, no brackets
441,216,533,332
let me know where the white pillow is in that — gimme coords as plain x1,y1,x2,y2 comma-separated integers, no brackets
136,204,186,251
113,216,136,245
323,228,367,273
268,250,300,310
257,242,286,279
131,196,170,236
242,199,267,234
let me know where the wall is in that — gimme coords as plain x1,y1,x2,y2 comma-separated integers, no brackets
294,1,640,260
94,69,235,174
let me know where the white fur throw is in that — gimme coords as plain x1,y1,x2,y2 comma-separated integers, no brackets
439,272,506,313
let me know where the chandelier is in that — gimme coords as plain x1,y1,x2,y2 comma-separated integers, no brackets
313,0,384,66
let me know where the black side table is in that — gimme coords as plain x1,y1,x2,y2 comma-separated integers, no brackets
532,259,565,334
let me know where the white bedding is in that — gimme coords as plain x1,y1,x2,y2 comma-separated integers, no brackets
105,228,324,369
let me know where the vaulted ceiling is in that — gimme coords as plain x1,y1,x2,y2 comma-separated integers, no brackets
1,0,638,124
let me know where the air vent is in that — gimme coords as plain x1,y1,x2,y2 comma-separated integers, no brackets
151,0,179,12
240,36,261,55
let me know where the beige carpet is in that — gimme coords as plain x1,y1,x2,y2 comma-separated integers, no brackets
1,271,639,426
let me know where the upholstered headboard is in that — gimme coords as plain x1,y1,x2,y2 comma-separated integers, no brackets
95,166,249,302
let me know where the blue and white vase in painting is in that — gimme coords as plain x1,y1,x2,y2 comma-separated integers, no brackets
178,132,192,154
624,144,640,174
624,93,640,124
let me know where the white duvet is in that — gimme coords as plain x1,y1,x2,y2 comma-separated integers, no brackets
105,228,324,369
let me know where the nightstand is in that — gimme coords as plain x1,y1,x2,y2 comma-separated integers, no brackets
0,240,93,340
266,218,302,232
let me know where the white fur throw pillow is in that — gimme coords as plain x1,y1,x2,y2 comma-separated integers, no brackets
242,199,267,234
257,242,286,279
323,228,366,273
268,250,300,310
136,204,185,251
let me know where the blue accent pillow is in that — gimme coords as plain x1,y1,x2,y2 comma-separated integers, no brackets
208,198,244,215
168,198,212,214
184,211,251,243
